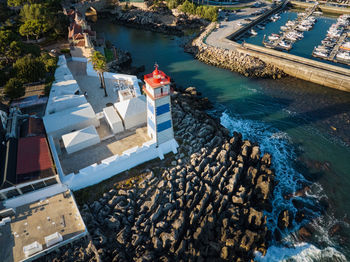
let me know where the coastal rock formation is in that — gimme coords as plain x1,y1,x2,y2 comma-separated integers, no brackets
108,7,208,35
185,23,285,79
42,88,276,261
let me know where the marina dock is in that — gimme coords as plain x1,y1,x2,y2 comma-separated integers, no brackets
263,3,319,51
312,15,350,66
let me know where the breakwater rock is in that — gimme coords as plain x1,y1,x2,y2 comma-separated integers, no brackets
108,7,208,35
185,23,286,79
42,88,277,261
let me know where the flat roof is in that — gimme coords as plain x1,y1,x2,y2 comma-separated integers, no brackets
59,126,150,174
62,125,99,149
0,191,86,262
114,95,146,119
16,136,53,176
43,103,97,135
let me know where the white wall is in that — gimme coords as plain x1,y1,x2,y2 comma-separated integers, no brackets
72,56,88,62
3,184,68,209
62,139,178,191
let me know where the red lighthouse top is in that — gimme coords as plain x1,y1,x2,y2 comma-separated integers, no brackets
144,64,171,89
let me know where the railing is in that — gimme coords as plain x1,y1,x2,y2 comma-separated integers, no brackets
0,176,59,201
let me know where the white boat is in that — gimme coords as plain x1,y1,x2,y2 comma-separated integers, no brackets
256,25,265,30
278,41,292,49
286,20,295,27
314,11,323,16
286,34,297,41
313,51,328,58
336,52,350,61
250,29,258,36
268,35,279,41
280,25,288,31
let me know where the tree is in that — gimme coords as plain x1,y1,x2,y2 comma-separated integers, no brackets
4,78,25,99
0,30,19,64
20,3,45,21
39,52,57,73
6,41,23,61
89,51,108,97
19,19,48,40
19,20,35,40
13,54,45,83
0,3,12,22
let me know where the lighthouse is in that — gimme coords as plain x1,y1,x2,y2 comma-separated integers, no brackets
143,64,174,146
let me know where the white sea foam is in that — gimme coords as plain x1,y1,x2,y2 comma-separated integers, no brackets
220,111,307,231
219,111,347,259
255,243,347,262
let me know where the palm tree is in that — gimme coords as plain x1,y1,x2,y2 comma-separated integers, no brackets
89,51,108,97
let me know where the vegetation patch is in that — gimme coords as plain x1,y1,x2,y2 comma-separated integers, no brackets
0,0,62,100
178,1,218,21
104,48,115,62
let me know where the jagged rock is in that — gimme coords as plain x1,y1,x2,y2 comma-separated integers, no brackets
278,210,293,230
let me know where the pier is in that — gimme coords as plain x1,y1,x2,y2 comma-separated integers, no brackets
263,3,318,51
329,33,347,60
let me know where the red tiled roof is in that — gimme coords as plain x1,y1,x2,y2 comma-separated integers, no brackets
68,23,82,39
74,33,84,40
16,136,53,175
76,40,85,47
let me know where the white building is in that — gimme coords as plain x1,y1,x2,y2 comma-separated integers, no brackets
143,65,175,145
43,103,99,138
114,96,147,130
62,125,100,154
46,94,87,115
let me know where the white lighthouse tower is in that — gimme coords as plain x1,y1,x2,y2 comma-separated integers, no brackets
143,64,175,146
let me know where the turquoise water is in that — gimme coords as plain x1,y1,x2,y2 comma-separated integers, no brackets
93,21,350,260
241,10,350,69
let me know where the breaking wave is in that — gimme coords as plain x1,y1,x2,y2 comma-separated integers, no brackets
219,111,346,261
255,243,347,262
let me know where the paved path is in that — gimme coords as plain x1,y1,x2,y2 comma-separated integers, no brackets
206,2,274,50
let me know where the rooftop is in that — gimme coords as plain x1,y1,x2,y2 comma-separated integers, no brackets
58,125,150,174
0,191,86,262
16,136,54,179
144,66,171,89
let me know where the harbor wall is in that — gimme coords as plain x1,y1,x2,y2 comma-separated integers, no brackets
237,43,350,92
229,0,288,40
290,1,350,15
193,22,350,92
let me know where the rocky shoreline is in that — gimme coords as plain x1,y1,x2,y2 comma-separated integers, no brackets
40,86,279,261
185,23,286,79
101,7,208,36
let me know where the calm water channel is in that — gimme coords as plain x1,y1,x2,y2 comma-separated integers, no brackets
92,20,350,260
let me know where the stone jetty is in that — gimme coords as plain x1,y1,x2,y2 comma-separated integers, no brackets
185,23,285,79
40,87,277,262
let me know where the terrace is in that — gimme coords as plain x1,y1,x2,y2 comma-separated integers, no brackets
0,191,86,262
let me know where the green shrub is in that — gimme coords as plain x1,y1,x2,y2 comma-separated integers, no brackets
60,48,70,54
13,54,46,83
4,78,25,99
179,1,218,22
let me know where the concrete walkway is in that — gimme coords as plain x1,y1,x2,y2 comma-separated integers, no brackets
67,61,120,113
